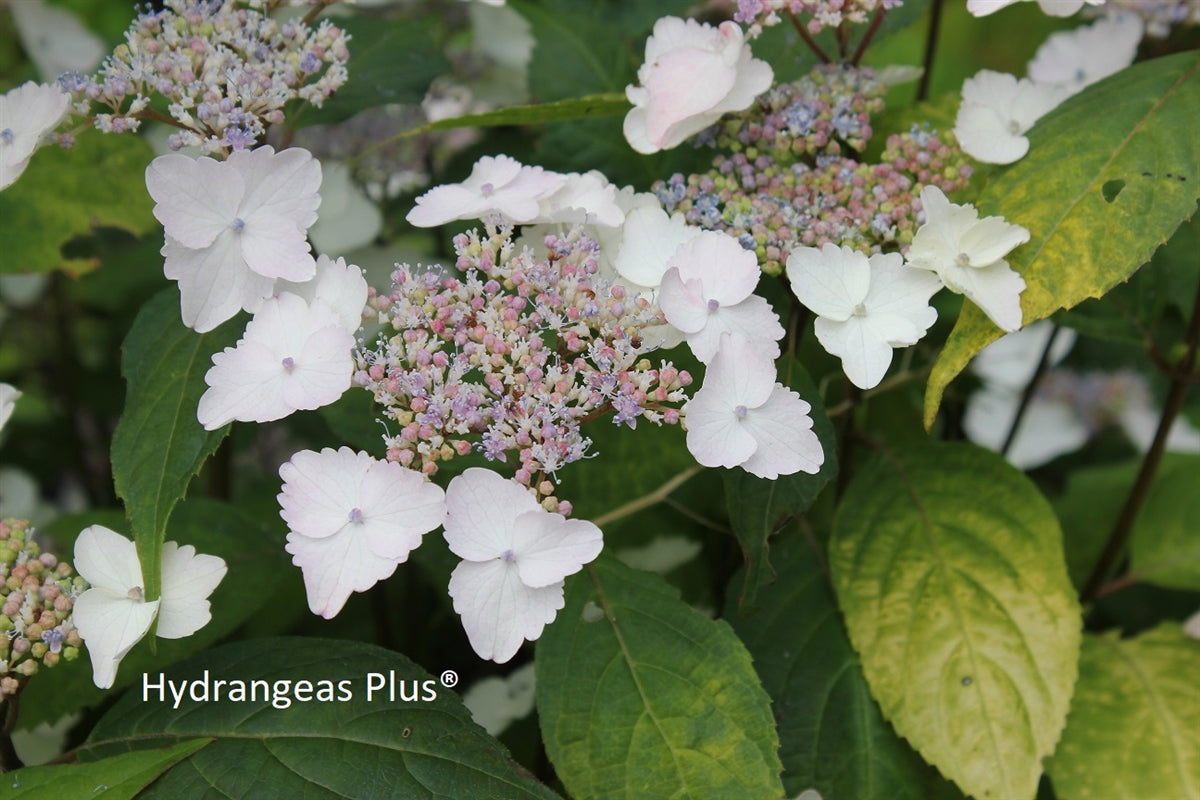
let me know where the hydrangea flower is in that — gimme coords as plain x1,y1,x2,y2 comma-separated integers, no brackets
308,162,383,257
658,231,785,363
73,525,226,689
906,186,1030,332
444,469,603,663
1027,13,1145,95
274,254,369,335
0,383,19,434
685,334,824,479
0,81,69,192
279,447,447,619
610,205,704,296
531,170,625,227
406,155,567,227
967,0,1106,17
145,146,322,332
786,244,941,390
624,16,773,154
196,292,355,430
10,0,105,83
954,70,1069,164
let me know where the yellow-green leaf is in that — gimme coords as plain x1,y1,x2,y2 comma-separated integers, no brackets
924,51,1200,427
830,442,1081,800
1048,624,1200,800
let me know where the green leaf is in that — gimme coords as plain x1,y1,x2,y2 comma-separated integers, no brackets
77,638,560,799
723,359,838,611
2,739,210,800
537,555,783,800
0,133,157,276
1129,456,1200,590
1047,624,1200,800
516,1,632,101
110,288,241,603
355,94,630,161
298,14,449,126
727,522,962,800
924,51,1200,427
830,441,1081,800
18,499,292,729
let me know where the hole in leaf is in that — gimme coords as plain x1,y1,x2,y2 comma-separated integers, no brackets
1102,179,1125,203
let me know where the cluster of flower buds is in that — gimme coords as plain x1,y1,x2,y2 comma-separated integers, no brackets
0,519,84,698
709,64,887,158
734,0,904,36
60,0,349,154
356,223,692,507
655,66,972,275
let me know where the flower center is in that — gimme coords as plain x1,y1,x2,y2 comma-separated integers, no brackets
852,302,868,317
706,298,720,313
480,182,495,197
501,549,515,562
281,356,295,372
734,404,748,419
1007,119,1022,135
0,129,12,145
127,586,145,601
348,507,364,524
230,217,245,232
955,252,971,267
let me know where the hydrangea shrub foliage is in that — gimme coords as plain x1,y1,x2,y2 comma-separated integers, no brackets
0,0,1198,797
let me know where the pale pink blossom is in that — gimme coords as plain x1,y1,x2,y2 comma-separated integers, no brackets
406,154,566,227
624,16,772,154
444,469,602,663
280,447,447,618
685,334,823,479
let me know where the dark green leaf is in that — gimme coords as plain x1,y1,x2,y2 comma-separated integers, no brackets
78,638,560,799
299,14,449,126
1129,456,1200,590
2,740,210,800
724,358,838,611
110,288,241,603
537,555,783,800
727,522,962,800
18,499,292,729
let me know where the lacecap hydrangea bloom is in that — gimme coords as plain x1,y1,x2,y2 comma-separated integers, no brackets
906,186,1030,332
787,243,941,389
279,447,447,619
684,333,824,480
145,146,322,332
624,16,773,154
73,525,226,689
444,468,602,663
953,70,1069,164
0,81,69,192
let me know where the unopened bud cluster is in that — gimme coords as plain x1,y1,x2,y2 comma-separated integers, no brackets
60,0,349,154
356,224,692,506
656,66,972,275
0,519,84,698
734,0,904,36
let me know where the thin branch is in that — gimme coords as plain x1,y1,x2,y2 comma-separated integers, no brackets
916,0,945,102
851,7,887,65
1081,275,1200,604
1000,325,1061,457
593,465,703,528
786,11,834,63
